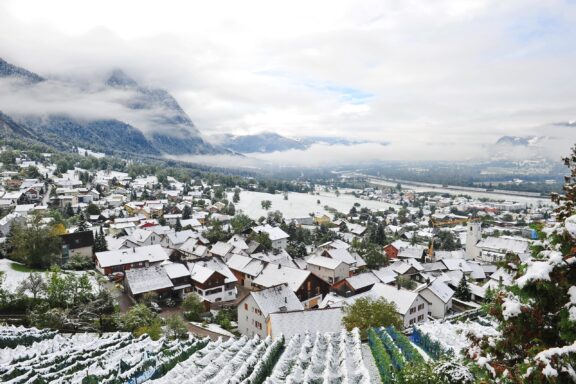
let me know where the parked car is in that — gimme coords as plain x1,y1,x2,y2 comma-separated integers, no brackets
149,301,162,313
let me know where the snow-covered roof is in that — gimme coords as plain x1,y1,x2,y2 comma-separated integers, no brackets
227,235,249,250
227,254,266,277
165,230,195,246
253,264,311,292
188,257,237,284
322,248,356,265
210,241,234,257
95,244,169,268
397,246,425,259
249,284,304,316
419,278,454,303
253,224,289,241
441,259,473,273
345,272,380,290
125,266,173,295
476,236,530,254
162,262,190,280
306,254,344,270
268,308,344,340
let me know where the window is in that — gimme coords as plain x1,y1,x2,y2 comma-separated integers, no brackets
418,304,424,311
417,315,424,321
255,321,262,330
244,303,248,311
410,307,416,314
409,318,415,325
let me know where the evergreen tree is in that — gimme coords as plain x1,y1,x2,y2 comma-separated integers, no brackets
77,213,88,232
470,146,576,382
64,203,74,218
175,218,182,232
454,275,471,301
233,188,240,203
182,205,192,220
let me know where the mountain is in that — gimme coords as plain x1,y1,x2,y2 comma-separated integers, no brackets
495,136,543,147
0,58,227,156
210,132,307,153
0,58,44,83
210,132,387,154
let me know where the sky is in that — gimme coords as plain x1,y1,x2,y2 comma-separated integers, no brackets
1,0,576,162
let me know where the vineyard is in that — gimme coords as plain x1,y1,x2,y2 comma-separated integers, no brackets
368,326,428,384
0,326,372,384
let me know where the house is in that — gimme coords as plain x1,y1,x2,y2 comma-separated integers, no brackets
161,261,193,298
161,230,195,249
332,272,381,296
324,283,429,328
60,231,94,262
252,224,289,249
417,278,454,319
267,307,344,340
320,248,366,272
209,241,235,260
238,284,304,339
475,236,530,262
252,263,330,309
124,265,174,300
188,257,238,303
305,255,349,284
397,245,426,261
227,254,267,289
95,244,169,274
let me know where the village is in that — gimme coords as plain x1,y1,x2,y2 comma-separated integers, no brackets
0,147,560,383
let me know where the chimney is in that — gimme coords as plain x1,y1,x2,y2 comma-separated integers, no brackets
396,276,400,290
132,247,135,253
278,264,281,269
284,297,287,303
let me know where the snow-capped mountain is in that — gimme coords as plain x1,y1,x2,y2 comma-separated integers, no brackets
0,58,226,156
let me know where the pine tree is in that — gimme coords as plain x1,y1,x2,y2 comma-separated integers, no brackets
175,218,182,232
454,275,471,301
77,213,88,232
64,203,74,218
182,205,192,220
470,146,576,382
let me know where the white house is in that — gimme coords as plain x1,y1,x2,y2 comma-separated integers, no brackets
188,257,238,303
237,284,304,339
305,255,349,284
253,224,290,249
417,278,454,319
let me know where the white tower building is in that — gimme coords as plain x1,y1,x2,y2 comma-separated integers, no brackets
465,221,482,260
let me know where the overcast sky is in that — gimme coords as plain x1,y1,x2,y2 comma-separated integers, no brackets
1,0,576,161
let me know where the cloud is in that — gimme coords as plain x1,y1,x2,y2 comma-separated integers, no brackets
1,0,576,160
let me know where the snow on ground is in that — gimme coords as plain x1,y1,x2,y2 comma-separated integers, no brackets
361,343,381,384
0,259,101,294
417,320,500,356
411,341,431,362
229,190,399,220
190,321,235,338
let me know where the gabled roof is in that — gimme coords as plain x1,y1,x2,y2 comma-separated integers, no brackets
306,254,345,270
249,284,304,316
253,263,311,292
441,259,473,273
344,272,380,290
322,248,356,265
95,244,169,268
125,266,173,295
188,257,237,284
227,254,266,277
253,224,289,241
210,241,234,257
165,230,195,246
476,236,530,254
418,278,454,303
163,262,190,280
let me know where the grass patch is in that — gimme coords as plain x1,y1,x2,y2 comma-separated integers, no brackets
10,263,45,273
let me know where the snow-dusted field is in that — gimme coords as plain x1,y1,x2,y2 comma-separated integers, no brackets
229,190,399,220
416,320,500,356
0,259,101,294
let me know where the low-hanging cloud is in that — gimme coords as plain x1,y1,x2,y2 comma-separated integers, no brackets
1,0,576,161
